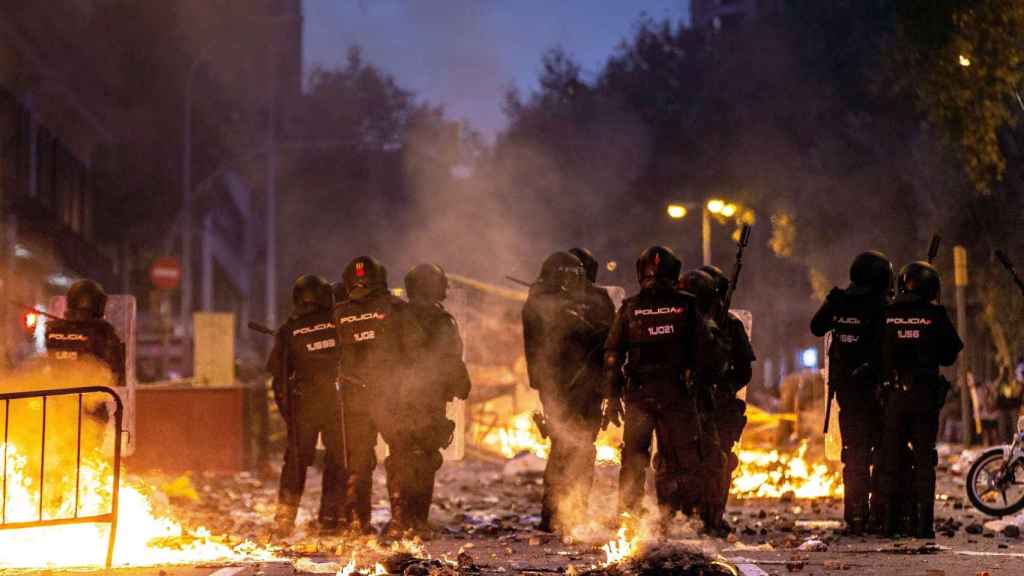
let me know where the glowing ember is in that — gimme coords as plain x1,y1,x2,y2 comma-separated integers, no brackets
0,441,277,568
602,521,640,565
730,440,843,499
336,556,388,576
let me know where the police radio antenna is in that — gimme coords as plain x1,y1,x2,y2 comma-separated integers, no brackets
995,249,1024,297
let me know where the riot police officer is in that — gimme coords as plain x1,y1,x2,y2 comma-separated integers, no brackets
810,251,891,534
334,256,422,534
875,262,962,538
603,247,726,533
688,266,756,528
46,280,125,385
394,264,472,535
266,275,344,536
522,251,600,533
565,248,616,523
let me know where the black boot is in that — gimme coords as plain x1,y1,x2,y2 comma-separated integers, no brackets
915,502,935,539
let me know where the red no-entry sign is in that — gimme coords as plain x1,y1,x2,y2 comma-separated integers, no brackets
150,257,182,290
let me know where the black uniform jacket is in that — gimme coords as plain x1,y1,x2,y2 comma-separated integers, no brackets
521,283,595,398
333,288,424,400
811,288,888,388
266,308,340,410
406,300,471,404
879,293,963,381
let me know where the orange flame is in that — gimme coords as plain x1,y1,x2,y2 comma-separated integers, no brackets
730,440,843,499
0,429,278,568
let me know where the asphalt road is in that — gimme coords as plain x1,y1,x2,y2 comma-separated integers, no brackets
2,449,1020,576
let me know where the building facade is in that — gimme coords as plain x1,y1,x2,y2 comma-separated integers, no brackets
0,15,118,362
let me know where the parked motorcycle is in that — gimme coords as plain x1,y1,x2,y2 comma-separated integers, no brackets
966,416,1024,516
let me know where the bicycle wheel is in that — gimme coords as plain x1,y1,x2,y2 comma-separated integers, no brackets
966,447,1024,517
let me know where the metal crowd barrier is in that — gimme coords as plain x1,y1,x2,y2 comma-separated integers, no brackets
0,386,123,568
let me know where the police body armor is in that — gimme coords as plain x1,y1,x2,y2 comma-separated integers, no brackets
881,296,957,398
46,319,125,386
821,293,882,387
281,309,338,402
334,290,424,427
619,288,699,398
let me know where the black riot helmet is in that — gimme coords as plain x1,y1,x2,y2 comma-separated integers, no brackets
405,263,449,304
66,279,107,320
849,251,893,296
700,264,730,302
343,256,388,299
568,247,599,284
292,274,332,315
636,246,682,287
538,251,585,291
679,269,717,315
898,261,941,302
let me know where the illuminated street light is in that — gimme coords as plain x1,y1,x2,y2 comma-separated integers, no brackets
958,54,971,67
606,260,618,272
667,204,688,219
721,203,738,218
707,199,726,214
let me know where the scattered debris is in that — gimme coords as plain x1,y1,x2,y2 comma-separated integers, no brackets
796,539,827,552
502,453,547,477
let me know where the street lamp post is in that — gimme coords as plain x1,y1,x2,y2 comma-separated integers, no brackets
702,205,711,266
667,198,740,266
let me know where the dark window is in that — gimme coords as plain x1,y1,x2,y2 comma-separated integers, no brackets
36,126,56,206
0,89,14,194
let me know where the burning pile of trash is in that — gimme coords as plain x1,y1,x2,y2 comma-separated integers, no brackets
582,516,738,576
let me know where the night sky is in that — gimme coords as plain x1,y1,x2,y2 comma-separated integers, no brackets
303,0,690,138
